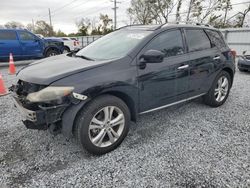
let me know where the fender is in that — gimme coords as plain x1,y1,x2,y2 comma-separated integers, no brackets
61,100,88,138
61,84,139,138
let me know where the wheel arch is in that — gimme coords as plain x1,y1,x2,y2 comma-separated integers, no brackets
62,91,138,138
101,91,137,122
63,45,70,52
222,67,234,87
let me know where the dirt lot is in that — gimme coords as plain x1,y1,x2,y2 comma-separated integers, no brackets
0,65,249,187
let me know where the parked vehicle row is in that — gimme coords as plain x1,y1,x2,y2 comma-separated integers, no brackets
0,29,64,61
11,23,235,155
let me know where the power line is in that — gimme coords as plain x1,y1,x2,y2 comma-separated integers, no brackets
52,0,79,14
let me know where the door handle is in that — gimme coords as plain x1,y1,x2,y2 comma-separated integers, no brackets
213,55,220,60
178,64,189,70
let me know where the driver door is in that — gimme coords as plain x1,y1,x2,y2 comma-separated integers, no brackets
17,30,43,58
137,29,190,113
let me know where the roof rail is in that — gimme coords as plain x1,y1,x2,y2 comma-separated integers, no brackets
160,21,213,28
117,24,145,30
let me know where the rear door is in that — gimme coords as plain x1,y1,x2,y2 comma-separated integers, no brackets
17,30,43,57
184,28,219,97
0,30,22,59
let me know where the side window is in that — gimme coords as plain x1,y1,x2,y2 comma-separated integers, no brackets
145,30,184,58
185,29,211,52
19,31,35,41
0,31,17,40
205,29,226,49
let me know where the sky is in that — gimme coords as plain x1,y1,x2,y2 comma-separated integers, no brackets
0,0,249,34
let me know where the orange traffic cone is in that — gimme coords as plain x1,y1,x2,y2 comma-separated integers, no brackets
8,53,16,75
0,73,8,96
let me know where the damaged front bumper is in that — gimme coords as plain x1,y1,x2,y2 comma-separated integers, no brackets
12,95,69,130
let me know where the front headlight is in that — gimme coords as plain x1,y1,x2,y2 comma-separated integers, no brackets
27,86,74,102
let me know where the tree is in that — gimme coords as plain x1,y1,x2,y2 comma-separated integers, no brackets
150,0,176,24
4,21,24,29
127,0,154,24
99,14,113,34
34,20,55,36
234,4,250,27
55,30,67,37
26,23,34,32
76,18,91,36
175,0,182,22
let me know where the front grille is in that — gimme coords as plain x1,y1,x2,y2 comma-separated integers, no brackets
16,80,46,97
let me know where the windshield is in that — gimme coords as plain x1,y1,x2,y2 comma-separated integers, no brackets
76,29,152,60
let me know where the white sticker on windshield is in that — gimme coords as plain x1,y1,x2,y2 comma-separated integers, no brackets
127,33,146,39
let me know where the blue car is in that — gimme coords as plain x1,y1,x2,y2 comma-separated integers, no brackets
0,29,64,61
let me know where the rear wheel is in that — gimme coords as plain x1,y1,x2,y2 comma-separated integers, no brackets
45,49,59,57
74,95,130,155
203,71,231,107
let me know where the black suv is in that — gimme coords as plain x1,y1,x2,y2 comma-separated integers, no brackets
11,24,235,155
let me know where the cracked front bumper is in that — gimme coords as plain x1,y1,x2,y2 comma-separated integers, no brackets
12,96,69,130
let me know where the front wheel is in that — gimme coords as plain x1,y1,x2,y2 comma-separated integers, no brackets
203,71,231,107
74,95,130,155
45,49,60,57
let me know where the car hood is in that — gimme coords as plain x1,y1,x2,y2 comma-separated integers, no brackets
17,54,110,85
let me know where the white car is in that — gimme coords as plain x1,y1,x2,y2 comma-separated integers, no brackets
60,37,81,53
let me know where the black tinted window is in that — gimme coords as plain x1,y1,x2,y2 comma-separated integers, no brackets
205,29,226,49
186,29,211,52
0,31,17,40
19,31,35,40
146,30,184,58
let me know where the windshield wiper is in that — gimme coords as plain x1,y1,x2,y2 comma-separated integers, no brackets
75,55,94,61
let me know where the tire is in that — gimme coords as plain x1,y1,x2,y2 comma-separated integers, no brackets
203,71,231,107
238,68,246,72
45,49,59,57
74,95,130,155
63,46,70,53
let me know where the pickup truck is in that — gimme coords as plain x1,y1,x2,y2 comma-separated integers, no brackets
0,29,64,61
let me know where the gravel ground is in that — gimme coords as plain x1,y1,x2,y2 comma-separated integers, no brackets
0,65,249,188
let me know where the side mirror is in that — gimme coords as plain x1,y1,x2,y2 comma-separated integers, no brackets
243,51,246,55
141,50,165,63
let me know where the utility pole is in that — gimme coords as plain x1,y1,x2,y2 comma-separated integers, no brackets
111,0,120,30
223,0,230,27
32,19,35,32
48,8,52,28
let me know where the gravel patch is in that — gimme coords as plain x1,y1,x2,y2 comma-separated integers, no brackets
0,65,249,187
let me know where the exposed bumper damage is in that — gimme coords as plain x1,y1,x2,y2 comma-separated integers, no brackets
12,95,68,130
9,80,80,134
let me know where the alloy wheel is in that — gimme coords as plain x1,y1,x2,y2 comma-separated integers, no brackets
88,106,125,148
214,76,229,102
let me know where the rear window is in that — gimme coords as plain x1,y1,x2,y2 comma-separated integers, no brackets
205,29,226,49
0,31,17,40
185,29,211,52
